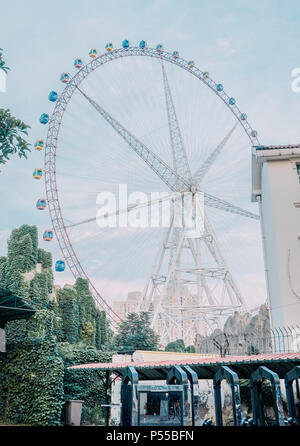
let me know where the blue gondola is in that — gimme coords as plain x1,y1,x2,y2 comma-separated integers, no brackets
251,130,258,138
43,230,53,241
240,113,247,121
139,40,147,49
229,97,236,106
188,60,194,68
40,113,49,125
156,44,163,52
203,71,209,79
55,260,65,272
48,91,58,102
216,83,223,92
172,51,179,59
36,199,46,210
122,39,130,49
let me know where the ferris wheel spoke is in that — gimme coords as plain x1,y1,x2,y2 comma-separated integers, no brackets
161,60,192,182
76,86,190,192
64,191,184,229
204,193,260,220
193,122,239,186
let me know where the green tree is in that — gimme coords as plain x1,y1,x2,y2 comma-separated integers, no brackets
0,48,10,73
0,48,30,166
165,339,186,352
114,312,159,351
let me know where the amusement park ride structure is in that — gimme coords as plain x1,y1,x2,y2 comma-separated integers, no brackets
37,42,261,344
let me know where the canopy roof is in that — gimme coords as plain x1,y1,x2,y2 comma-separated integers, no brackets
0,288,35,328
68,352,300,380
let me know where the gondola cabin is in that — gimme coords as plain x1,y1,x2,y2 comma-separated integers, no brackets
105,43,113,52
122,40,130,48
40,114,49,125
55,260,65,272
43,230,53,241
139,40,147,49
74,58,83,68
35,139,44,151
36,199,46,210
229,97,236,106
89,49,97,58
240,113,247,121
33,168,43,179
48,91,58,102
60,73,70,83
203,71,209,79
251,130,258,138
216,84,223,92
172,51,179,58
156,44,163,52
188,60,194,68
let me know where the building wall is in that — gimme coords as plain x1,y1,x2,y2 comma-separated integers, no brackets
261,158,300,328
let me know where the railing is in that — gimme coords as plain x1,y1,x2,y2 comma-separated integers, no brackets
197,326,300,357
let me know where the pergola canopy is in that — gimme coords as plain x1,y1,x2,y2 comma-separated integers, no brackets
68,352,300,380
0,288,35,328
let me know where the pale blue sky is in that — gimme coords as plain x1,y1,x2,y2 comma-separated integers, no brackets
1,0,300,307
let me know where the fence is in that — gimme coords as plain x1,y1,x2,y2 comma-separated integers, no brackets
197,326,300,357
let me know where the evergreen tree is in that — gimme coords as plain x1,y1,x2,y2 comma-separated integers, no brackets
114,312,159,351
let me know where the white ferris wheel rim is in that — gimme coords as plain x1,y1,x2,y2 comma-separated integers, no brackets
44,45,260,328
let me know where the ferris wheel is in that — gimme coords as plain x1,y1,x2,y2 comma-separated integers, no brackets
33,40,262,343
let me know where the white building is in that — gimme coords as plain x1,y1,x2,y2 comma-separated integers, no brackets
252,144,300,328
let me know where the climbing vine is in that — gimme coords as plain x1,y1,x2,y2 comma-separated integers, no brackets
0,225,112,425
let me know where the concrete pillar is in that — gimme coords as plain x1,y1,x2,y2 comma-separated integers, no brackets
0,328,6,353
65,400,84,426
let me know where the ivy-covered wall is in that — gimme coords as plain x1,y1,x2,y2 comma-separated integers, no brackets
0,225,113,425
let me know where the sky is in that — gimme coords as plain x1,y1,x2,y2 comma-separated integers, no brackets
1,0,300,311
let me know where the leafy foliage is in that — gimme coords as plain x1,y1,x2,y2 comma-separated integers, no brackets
0,49,30,166
0,225,112,425
114,312,159,351
58,343,113,425
0,109,31,165
0,48,10,73
165,339,196,353
165,339,185,352
0,339,64,425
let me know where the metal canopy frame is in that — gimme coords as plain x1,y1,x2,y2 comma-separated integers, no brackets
213,365,242,426
250,366,285,426
284,365,300,420
0,288,36,328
